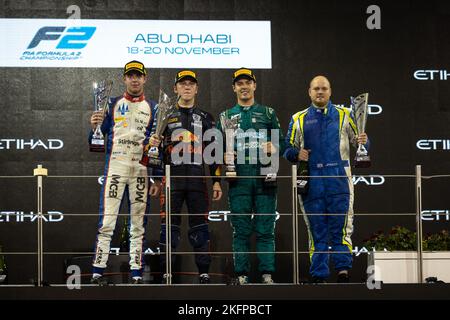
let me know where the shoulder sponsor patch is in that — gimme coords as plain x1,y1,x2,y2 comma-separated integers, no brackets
168,122,182,129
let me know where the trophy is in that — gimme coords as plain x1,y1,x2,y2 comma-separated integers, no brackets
292,118,309,195
297,160,309,195
90,80,113,152
140,89,176,167
351,92,371,168
260,139,277,187
219,113,240,177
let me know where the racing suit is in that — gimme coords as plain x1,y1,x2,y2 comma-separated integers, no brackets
89,92,159,278
156,105,221,276
284,101,369,280
217,103,285,276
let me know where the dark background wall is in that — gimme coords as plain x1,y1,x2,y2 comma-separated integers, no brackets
1,0,449,284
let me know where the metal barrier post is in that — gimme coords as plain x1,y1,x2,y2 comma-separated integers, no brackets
291,165,299,284
415,165,423,283
33,164,48,287
165,165,172,285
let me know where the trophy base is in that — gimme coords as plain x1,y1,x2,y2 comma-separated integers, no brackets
225,171,237,182
226,171,237,177
297,179,309,195
147,157,162,168
264,173,277,187
90,137,105,152
354,155,371,168
89,145,105,152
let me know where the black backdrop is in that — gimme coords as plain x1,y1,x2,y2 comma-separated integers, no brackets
1,0,449,284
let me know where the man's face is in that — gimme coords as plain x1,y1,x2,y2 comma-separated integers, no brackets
124,71,146,95
309,78,331,108
233,78,256,102
174,79,198,101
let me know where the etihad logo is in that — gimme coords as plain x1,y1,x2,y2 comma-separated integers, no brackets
0,211,64,223
352,175,385,186
422,210,449,221
335,104,383,115
416,139,450,150
208,210,280,222
0,139,64,150
414,70,449,80
109,247,160,256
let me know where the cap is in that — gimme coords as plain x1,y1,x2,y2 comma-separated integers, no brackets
232,68,256,84
123,60,147,76
175,70,198,84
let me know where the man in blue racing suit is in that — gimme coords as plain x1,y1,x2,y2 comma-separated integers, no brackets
284,76,369,283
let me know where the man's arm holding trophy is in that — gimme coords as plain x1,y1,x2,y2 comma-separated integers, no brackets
147,132,163,199
148,109,163,197
350,93,370,167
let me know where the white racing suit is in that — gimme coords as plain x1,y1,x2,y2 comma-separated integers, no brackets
89,92,159,278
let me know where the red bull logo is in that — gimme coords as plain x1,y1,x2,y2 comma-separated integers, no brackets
173,130,200,143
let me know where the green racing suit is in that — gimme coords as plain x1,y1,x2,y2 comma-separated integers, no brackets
217,103,285,276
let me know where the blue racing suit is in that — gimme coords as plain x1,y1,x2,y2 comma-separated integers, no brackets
284,101,369,279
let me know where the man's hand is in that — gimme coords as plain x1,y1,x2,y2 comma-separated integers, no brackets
297,149,310,161
149,134,162,147
90,110,104,130
262,142,277,155
357,133,368,145
149,180,162,197
212,182,222,201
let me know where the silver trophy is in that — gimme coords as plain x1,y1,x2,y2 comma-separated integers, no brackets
262,144,277,187
140,89,176,167
293,118,309,194
351,92,371,168
90,80,113,152
89,80,113,152
220,113,240,177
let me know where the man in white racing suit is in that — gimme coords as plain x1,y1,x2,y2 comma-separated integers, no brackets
88,60,162,285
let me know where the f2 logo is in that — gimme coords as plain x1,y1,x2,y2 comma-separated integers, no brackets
27,26,96,49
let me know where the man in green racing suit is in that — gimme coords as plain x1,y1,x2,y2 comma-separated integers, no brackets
217,68,286,284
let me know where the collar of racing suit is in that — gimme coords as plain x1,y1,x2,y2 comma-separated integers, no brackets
123,91,145,102
177,103,196,113
238,103,256,111
311,101,329,114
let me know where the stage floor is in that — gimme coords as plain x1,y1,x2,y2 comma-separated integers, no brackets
1,283,449,300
